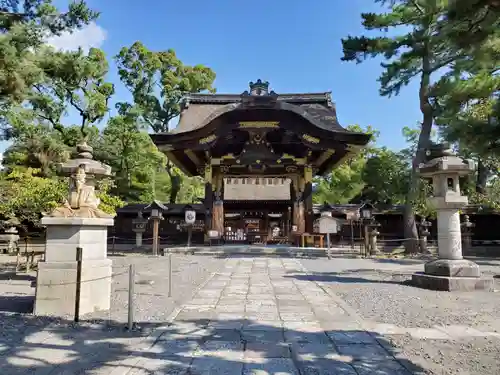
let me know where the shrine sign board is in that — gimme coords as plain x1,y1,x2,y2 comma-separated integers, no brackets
319,216,338,234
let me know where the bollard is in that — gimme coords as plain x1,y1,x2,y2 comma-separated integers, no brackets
168,252,173,297
74,247,83,323
128,264,135,330
326,233,331,259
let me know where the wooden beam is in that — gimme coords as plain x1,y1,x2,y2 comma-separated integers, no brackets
314,149,335,169
184,149,203,167
164,151,192,176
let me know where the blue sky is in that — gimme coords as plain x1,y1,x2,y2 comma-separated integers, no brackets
1,0,423,157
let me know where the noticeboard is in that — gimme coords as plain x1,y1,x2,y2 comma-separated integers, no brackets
319,216,338,234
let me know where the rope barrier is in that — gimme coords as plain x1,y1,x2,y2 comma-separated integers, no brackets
377,238,422,243
36,269,129,287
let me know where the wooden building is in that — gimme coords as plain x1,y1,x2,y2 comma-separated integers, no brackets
149,80,370,243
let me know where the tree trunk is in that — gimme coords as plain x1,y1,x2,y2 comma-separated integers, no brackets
165,161,181,204
169,175,180,203
404,53,434,254
476,157,488,194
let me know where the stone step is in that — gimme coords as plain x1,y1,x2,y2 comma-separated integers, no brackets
162,246,361,257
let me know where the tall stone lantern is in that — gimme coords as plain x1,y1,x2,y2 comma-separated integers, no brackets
34,141,115,316
412,143,494,291
132,211,148,248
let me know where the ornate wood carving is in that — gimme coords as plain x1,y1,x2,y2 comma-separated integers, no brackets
302,134,320,144
239,121,279,128
199,134,217,145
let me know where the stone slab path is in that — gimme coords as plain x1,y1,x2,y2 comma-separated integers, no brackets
122,258,422,374
3,257,499,374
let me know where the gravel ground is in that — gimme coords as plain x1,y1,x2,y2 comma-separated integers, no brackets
299,257,500,375
83,254,226,324
300,257,500,331
387,335,500,375
0,253,226,325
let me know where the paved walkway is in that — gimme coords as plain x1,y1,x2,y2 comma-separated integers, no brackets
4,257,498,374
120,257,420,374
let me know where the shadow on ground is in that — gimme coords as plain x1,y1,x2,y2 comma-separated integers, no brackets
285,269,413,286
0,310,429,375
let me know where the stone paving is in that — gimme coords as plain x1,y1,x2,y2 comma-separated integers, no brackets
3,256,499,374
123,257,421,374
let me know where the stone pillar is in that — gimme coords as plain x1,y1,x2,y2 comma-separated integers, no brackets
35,217,114,316
436,209,462,260
136,232,143,247
34,141,115,317
411,143,493,291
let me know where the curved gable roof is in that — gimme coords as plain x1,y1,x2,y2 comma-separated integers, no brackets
169,93,352,136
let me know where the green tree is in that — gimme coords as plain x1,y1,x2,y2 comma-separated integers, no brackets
443,0,500,48
115,41,216,203
0,0,99,105
361,148,409,204
313,125,378,204
341,0,469,252
0,167,67,229
101,106,166,202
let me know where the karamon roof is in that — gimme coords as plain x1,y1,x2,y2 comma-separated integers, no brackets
170,90,350,135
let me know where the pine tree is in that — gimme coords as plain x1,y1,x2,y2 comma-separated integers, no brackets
341,0,466,253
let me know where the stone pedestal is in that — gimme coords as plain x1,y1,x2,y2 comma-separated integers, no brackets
34,217,114,317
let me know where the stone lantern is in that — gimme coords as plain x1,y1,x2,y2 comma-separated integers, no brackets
359,202,374,256
0,226,19,254
418,217,432,253
35,141,115,316
367,218,381,255
184,204,197,248
461,215,475,255
412,143,493,291
145,200,167,256
132,211,148,248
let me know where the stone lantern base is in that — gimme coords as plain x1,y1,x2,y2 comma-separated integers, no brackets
34,217,114,317
412,259,494,291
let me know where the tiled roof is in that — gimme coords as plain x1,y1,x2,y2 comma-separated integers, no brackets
169,93,347,135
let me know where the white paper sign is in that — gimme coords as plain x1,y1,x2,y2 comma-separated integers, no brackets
185,210,196,224
319,216,338,234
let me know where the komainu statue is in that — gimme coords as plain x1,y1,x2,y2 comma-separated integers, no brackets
46,141,114,219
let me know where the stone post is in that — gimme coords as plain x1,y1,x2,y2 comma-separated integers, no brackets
411,143,493,291
35,141,115,316
132,211,148,248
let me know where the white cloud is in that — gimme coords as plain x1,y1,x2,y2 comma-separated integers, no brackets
46,22,107,52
